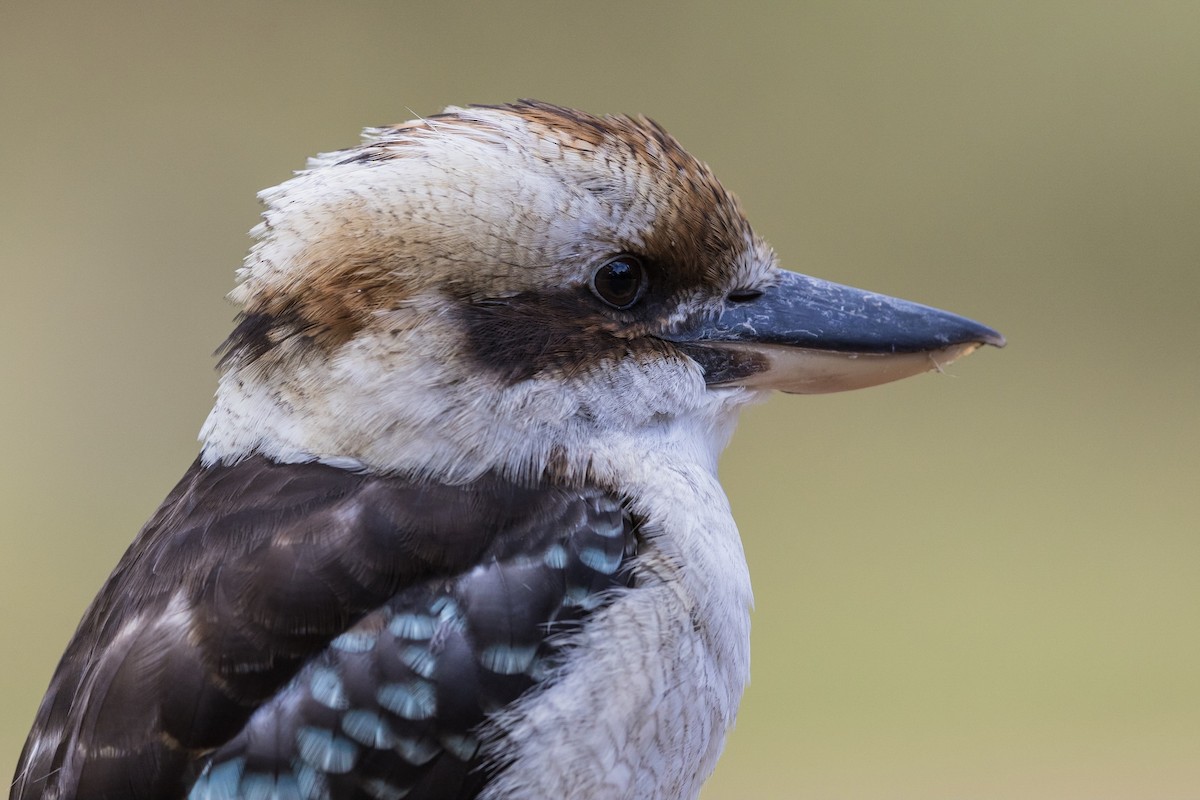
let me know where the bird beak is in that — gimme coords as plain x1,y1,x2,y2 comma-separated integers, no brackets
670,269,1006,394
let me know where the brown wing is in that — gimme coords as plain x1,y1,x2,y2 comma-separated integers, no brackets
11,455,636,800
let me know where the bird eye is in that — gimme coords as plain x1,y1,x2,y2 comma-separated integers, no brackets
591,257,646,310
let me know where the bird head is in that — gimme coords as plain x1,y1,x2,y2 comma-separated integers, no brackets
200,101,1002,483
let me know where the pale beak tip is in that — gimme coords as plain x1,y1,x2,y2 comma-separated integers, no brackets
978,327,1006,349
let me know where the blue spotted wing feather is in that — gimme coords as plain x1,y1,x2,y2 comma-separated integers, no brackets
11,457,637,800
188,494,634,800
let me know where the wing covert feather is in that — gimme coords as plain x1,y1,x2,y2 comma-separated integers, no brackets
12,457,637,800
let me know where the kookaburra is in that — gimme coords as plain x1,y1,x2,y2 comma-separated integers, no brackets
12,101,1003,800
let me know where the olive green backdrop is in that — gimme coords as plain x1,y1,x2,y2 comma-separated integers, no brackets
3,2,1197,797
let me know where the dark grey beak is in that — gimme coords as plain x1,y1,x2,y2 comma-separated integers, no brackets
670,270,1005,394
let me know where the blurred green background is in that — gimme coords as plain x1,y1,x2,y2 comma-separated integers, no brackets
3,2,1198,797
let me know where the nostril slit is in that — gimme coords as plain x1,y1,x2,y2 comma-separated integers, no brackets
727,289,763,303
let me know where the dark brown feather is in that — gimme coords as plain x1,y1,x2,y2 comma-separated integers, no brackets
11,457,637,800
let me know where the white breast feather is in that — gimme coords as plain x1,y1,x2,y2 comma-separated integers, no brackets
480,413,754,800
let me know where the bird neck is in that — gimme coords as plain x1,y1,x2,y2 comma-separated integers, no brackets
199,326,754,488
